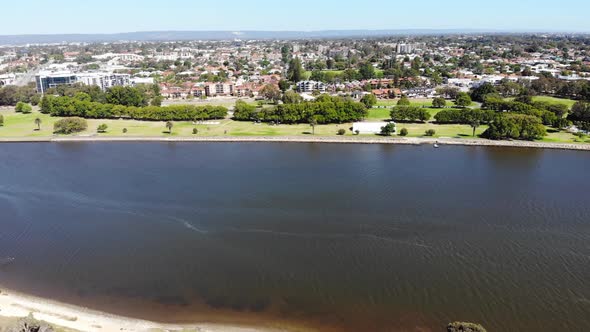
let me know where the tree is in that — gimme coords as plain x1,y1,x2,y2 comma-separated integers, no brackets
278,80,291,92
260,84,281,103
483,113,546,140
360,94,377,108
432,97,447,108
380,123,396,136
455,93,472,108
309,117,317,135
469,119,480,137
399,128,408,136
337,128,346,135
166,121,174,134
359,62,376,80
470,83,497,103
15,102,32,114
97,124,108,133
397,96,411,106
287,58,304,82
282,90,303,104
34,117,42,131
0,114,4,126
53,117,88,134
425,129,436,136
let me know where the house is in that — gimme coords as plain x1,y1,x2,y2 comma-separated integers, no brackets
371,88,401,99
352,122,396,135
297,81,326,93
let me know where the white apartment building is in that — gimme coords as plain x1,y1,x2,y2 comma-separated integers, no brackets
297,81,326,93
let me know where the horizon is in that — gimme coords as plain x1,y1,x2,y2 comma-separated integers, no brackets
2,0,590,35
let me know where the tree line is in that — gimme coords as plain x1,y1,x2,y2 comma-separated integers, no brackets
233,95,367,124
40,94,227,121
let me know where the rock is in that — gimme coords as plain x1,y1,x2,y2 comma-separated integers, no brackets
447,321,487,332
8,316,55,332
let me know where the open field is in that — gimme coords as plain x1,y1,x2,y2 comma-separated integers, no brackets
505,96,578,109
1,109,587,144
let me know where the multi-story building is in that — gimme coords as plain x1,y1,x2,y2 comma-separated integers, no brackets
35,71,131,93
297,80,326,93
205,82,234,97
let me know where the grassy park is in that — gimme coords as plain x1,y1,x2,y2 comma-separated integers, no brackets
0,94,587,144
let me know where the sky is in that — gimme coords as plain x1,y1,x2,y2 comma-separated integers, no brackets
2,0,589,35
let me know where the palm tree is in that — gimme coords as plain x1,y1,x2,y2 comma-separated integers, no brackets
166,121,173,134
34,118,42,131
470,120,480,137
309,117,317,135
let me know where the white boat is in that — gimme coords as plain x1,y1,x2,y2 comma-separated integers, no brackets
434,143,439,148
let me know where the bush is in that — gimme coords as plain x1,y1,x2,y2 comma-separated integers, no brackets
53,117,88,134
482,113,546,140
15,102,32,113
122,128,128,134
0,114,3,126
380,123,396,136
425,129,436,136
192,128,198,135
390,106,431,122
97,124,108,133
337,128,346,135
399,128,408,136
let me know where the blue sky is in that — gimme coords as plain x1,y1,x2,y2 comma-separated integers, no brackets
3,0,589,34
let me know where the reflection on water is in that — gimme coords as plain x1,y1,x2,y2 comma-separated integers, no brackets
0,143,589,332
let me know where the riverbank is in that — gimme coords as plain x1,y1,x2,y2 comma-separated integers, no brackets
0,135,589,151
0,288,284,332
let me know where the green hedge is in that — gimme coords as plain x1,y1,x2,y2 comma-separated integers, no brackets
41,95,227,121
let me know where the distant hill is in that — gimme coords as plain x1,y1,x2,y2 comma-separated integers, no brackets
0,29,500,45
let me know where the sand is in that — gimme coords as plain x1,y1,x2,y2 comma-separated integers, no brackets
0,288,282,332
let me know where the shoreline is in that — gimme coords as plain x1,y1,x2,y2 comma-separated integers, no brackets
0,287,284,332
0,135,589,151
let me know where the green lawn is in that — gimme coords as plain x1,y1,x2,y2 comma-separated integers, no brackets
505,96,578,109
531,96,577,109
0,110,586,144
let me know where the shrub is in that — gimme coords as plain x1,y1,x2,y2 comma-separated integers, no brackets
53,117,88,134
380,123,396,136
122,128,128,134
399,128,408,136
354,130,360,135
0,114,3,126
337,128,346,135
192,128,198,135
97,124,108,133
425,129,436,136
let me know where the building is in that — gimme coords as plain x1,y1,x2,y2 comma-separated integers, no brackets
297,81,326,93
204,82,234,97
0,73,16,86
352,122,396,135
35,71,131,93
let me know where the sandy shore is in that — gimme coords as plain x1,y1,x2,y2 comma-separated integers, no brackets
0,288,282,332
0,135,589,151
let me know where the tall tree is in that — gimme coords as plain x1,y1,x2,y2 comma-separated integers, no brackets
34,117,42,131
287,58,304,83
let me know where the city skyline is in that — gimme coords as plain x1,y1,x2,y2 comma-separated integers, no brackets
2,0,589,35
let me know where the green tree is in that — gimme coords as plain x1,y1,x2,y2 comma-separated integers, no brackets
166,121,174,134
278,80,291,92
360,94,377,108
455,93,473,108
432,97,447,108
282,90,303,104
34,117,42,131
397,96,411,106
399,128,408,136
260,84,281,103
380,123,396,136
97,124,108,133
425,129,436,136
470,119,480,137
287,58,304,82
309,117,317,135
53,117,88,134
0,114,4,126
359,62,376,80
470,83,497,103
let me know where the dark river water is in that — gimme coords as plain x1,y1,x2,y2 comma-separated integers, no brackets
0,143,589,332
